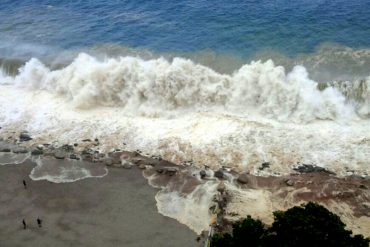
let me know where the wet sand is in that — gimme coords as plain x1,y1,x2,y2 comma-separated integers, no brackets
0,161,197,247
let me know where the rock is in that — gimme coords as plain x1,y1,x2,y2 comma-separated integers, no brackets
104,158,113,166
0,148,11,152
214,169,224,179
62,144,74,152
105,157,121,166
156,168,164,174
81,149,93,155
131,157,145,165
293,164,335,175
54,150,66,159
94,138,99,142
138,164,146,169
31,149,43,155
200,170,207,179
164,167,178,176
285,179,294,186
12,147,28,154
74,143,78,147
237,174,249,184
359,184,367,189
81,154,93,162
19,132,32,142
36,145,44,150
217,182,226,193
69,154,78,160
82,139,91,142
121,160,133,169
259,162,270,171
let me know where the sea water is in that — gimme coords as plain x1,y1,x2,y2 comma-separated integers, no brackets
1,0,370,234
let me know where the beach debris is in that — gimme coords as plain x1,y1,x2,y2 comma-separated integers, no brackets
22,179,27,189
22,219,26,229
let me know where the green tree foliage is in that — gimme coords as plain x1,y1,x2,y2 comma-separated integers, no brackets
211,202,369,247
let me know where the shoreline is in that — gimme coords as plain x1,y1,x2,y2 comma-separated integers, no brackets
1,133,370,240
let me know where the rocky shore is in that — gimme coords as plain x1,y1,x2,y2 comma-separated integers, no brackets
1,130,370,242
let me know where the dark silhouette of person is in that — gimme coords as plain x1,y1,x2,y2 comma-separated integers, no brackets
22,180,27,189
22,219,26,229
37,217,42,228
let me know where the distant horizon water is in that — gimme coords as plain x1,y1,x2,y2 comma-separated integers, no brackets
1,0,370,81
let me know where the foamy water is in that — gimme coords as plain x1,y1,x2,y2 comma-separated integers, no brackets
0,54,370,235
0,54,369,176
29,157,108,183
0,152,29,165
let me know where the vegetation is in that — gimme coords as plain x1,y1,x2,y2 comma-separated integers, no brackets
211,202,369,247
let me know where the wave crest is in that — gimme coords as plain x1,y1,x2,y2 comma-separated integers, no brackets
1,53,366,122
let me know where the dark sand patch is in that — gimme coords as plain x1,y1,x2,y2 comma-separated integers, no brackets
0,161,197,247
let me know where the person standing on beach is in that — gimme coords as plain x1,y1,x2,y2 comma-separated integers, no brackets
22,219,26,229
22,180,26,189
37,217,42,228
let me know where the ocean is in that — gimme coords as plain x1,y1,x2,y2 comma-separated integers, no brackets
0,0,370,237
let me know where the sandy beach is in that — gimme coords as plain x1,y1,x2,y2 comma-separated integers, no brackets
0,160,197,247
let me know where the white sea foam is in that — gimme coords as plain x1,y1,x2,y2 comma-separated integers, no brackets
29,158,108,183
155,181,219,234
0,153,29,165
3,53,362,121
1,54,369,235
0,54,369,176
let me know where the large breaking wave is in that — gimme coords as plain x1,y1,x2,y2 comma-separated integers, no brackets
1,53,369,122
0,52,369,177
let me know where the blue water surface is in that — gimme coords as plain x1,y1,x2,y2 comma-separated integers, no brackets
0,0,370,58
